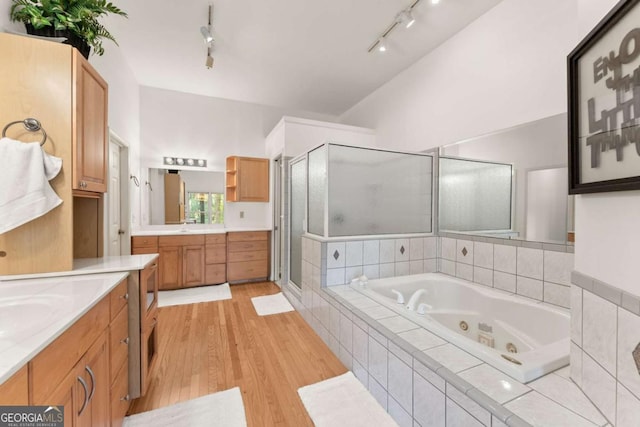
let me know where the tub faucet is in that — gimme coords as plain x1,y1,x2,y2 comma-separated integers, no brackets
406,289,427,311
391,290,405,304
416,303,433,315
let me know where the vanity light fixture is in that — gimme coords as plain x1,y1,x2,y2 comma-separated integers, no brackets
368,0,435,53
163,157,208,168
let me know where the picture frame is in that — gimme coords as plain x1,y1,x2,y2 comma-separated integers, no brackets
568,0,640,194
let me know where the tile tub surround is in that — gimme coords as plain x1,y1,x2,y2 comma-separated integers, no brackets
571,271,640,426
302,235,438,287
438,234,574,309
289,282,606,427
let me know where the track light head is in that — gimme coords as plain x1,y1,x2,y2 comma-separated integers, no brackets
200,26,214,43
397,9,415,29
377,38,387,52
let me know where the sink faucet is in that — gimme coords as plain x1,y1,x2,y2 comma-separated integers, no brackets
406,289,427,311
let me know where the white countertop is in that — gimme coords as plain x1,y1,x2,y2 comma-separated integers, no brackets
0,255,158,282
0,272,130,383
131,226,272,236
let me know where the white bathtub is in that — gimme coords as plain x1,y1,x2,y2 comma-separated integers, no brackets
352,273,569,383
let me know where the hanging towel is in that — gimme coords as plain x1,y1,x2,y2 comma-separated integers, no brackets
0,137,63,234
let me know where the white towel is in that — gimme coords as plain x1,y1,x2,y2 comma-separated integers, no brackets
0,137,63,234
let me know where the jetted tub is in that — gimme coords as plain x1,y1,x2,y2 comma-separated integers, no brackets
352,273,569,383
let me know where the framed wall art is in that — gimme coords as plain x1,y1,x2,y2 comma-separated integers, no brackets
568,0,640,194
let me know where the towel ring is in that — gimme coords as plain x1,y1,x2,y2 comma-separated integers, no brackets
2,118,47,146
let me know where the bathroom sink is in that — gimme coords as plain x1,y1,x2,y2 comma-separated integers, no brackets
0,295,63,339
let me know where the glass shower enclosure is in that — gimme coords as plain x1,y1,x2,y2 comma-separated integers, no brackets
288,143,433,289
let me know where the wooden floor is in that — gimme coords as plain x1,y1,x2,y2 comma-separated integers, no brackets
128,282,346,426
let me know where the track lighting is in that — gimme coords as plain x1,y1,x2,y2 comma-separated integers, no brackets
201,3,215,68
368,0,433,53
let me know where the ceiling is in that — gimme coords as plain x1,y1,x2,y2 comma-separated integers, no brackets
110,0,502,116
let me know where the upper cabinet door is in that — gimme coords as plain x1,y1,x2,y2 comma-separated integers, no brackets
73,51,108,193
226,156,269,202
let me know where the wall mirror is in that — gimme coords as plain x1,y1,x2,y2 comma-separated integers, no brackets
438,113,574,244
147,168,225,225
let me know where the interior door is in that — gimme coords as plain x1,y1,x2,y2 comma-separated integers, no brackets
108,140,122,255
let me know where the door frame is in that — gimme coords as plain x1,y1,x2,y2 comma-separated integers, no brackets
105,129,131,256
271,154,283,288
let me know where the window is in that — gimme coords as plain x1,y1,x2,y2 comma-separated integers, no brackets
186,192,224,224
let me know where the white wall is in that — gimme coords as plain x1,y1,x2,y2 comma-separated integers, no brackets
340,0,579,152
573,0,640,297
139,87,338,228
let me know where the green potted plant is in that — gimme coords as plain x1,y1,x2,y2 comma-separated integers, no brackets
10,0,127,57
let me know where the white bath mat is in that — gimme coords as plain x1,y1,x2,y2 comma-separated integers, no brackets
251,292,295,316
158,283,232,308
298,372,398,427
123,387,246,427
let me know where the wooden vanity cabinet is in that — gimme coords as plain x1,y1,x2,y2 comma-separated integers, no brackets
131,236,159,255
227,231,270,283
157,235,210,290
20,278,130,427
0,366,28,405
226,156,270,202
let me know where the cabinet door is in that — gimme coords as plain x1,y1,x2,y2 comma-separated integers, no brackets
238,157,269,201
32,369,76,427
73,50,108,193
182,245,205,287
77,331,109,427
159,246,182,290
0,366,28,405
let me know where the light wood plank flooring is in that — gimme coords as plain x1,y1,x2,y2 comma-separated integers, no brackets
128,282,346,426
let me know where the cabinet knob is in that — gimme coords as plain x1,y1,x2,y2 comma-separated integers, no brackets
121,394,130,402
121,337,130,345
0,251,6,257
120,292,129,301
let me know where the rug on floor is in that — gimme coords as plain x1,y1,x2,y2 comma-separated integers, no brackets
250,292,295,316
123,387,246,427
298,372,399,427
158,283,232,308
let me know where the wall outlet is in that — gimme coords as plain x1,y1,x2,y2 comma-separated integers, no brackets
240,211,245,219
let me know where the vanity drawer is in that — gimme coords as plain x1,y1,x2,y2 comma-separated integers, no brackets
111,359,130,427
227,231,268,242
205,264,226,284
228,240,268,253
159,234,205,247
227,250,268,262
109,277,129,320
227,260,268,281
205,234,226,244
206,244,226,264
109,306,129,385
132,236,158,249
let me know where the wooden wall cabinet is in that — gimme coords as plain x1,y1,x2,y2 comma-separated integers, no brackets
73,50,108,193
227,231,270,283
226,156,269,202
164,173,185,224
0,34,108,275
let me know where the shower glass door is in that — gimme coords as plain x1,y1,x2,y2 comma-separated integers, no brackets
289,157,306,289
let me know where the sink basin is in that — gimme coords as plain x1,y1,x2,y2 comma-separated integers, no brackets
0,295,64,339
